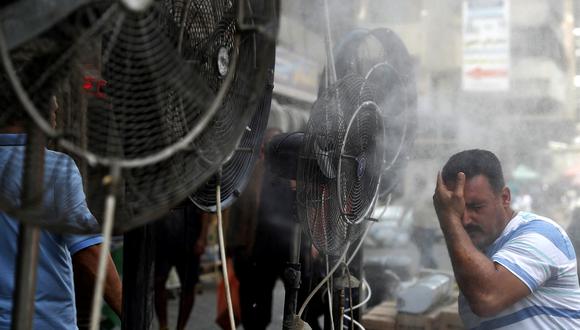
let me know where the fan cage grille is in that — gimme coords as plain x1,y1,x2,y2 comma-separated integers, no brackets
298,75,383,255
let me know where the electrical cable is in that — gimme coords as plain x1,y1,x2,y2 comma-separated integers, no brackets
344,279,371,313
343,314,366,330
216,173,236,330
297,195,390,323
297,242,350,319
336,194,391,324
326,254,336,330
346,222,372,266
322,0,337,85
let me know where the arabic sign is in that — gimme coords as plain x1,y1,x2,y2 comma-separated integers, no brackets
462,0,510,91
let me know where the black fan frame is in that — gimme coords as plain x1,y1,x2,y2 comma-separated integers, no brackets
190,0,279,212
298,76,384,256
328,27,418,200
0,0,279,234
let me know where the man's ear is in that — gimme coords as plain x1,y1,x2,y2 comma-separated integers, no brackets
501,186,511,207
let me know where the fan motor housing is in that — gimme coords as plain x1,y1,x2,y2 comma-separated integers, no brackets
266,132,304,180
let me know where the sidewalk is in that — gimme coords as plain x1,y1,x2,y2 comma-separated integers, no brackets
153,273,285,330
152,240,452,329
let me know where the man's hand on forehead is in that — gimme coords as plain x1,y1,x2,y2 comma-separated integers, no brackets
433,172,466,224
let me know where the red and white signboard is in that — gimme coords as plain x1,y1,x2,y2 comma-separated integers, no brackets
462,0,510,91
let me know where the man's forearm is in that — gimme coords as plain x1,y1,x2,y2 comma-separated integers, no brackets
441,216,499,310
72,245,123,317
103,256,122,316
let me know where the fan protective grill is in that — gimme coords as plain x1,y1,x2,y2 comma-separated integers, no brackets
191,71,274,212
330,28,417,198
0,0,278,233
298,75,382,256
337,101,384,225
363,63,410,171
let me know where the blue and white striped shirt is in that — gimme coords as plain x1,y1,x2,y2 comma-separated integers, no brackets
459,211,580,329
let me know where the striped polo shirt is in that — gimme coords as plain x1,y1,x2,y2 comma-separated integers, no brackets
459,211,580,329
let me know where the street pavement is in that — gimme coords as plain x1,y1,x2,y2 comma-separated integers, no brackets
153,275,285,330
152,239,452,330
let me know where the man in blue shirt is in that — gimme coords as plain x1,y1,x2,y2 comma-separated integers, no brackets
434,149,580,329
0,107,122,328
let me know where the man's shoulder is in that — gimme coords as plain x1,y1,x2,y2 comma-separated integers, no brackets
45,149,75,163
44,150,82,180
489,212,574,259
508,212,565,238
499,212,576,261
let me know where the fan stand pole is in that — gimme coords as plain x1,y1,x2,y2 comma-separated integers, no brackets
347,239,364,327
89,164,120,330
11,121,46,330
332,263,346,330
282,194,301,330
322,0,337,85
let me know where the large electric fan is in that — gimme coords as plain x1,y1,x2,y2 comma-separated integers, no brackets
0,0,279,233
329,27,417,200
267,73,385,330
190,63,274,212
297,74,384,256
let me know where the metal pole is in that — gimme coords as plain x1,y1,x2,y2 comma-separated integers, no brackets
89,165,120,330
12,121,46,330
350,242,363,325
282,191,301,330
121,225,155,330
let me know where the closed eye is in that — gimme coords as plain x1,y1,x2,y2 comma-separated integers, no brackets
467,203,484,211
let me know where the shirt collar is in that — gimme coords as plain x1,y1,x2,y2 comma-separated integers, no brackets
485,211,522,256
0,134,27,146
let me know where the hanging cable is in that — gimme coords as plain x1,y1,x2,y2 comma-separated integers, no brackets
216,170,236,330
343,314,366,330
326,254,336,330
344,279,372,313
336,194,391,325
323,0,337,84
346,223,372,266
296,200,385,322
297,242,350,319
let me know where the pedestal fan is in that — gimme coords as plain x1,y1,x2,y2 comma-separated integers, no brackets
266,27,415,330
